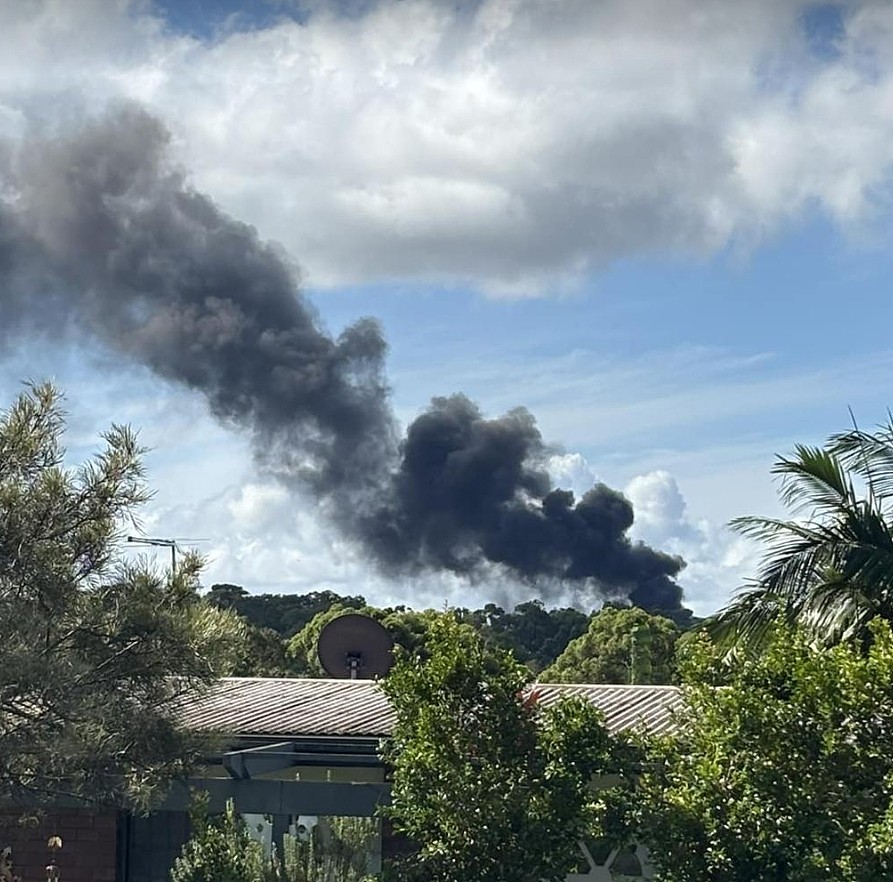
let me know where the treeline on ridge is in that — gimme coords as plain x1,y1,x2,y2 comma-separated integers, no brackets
204,583,698,684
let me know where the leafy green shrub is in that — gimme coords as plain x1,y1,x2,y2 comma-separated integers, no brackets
280,817,378,882
171,798,378,882
171,798,270,882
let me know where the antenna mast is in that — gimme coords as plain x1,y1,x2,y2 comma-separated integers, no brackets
126,536,178,571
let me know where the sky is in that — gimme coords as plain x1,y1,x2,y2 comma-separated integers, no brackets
1,0,892,615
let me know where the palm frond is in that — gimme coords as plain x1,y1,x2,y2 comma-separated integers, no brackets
702,586,785,654
721,423,893,652
731,516,837,598
734,498,893,597
835,545,893,598
705,578,876,654
771,445,857,518
791,579,876,646
829,507,893,595
829,422,893,504
730,514,829,543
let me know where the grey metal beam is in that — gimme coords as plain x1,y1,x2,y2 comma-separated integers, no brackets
157,779,391,817
222,741,383,779
286,752,382,768
223,741,298,779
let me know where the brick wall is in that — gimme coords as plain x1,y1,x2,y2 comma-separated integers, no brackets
0,809,118,882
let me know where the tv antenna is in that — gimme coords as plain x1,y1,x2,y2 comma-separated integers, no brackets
126,536,208,571
317,614,394,680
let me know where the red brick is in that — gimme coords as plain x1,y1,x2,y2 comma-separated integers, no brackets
0,809,117,882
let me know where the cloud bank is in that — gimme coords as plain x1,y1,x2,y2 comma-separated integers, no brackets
1,1,892,293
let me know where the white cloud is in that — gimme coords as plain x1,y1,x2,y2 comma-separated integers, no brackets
227,482,291,531
624,469,759,615
140,474,528,609
1,332,860,616
1,1,893,293
626,470,689,535
538,452,764,616
130,432,750,614
546,452,596,498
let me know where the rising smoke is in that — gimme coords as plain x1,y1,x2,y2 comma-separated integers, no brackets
0,106,686,613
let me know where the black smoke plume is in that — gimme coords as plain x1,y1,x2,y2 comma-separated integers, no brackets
360,394,684,610
0,106,685,613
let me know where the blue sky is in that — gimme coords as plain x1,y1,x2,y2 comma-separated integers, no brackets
1,0,892,614
154,0,305,36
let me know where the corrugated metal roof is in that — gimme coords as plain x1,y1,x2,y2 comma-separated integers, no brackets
177,678,683,739
534,683,683,737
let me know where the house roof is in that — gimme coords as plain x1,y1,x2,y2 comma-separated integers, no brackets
177,677,683,740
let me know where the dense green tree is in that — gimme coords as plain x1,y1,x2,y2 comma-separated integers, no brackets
632,620,893,881
288,604,375,676
171,798,270,882
172,799,376,882
205,585,366,637
458,600,590,671
0,383,244,808
708,423,893,651
227,587,679,677
212,590,593,674
380,615,631,882
485,600,590,671
541,606,679,684
230,623,304,678
205,583,250,609
379,607,446,658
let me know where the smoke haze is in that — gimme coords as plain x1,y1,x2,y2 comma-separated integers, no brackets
0,106,686,613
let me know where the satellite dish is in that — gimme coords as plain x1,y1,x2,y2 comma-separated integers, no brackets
317,614,394,680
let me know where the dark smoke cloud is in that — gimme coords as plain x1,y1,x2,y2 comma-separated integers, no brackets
0,105,686,613
361,394,685,610
1,106,395,500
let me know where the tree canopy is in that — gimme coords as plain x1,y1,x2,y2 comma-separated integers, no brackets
541,605,680,684
230,623,304,678
205,584,366,637
469,600,590,672
632,620,893,881
380,614,631,882
0,383,244,808
287,604,453,676
207,582,697,678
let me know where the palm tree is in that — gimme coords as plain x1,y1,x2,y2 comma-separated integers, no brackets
706,419,893,653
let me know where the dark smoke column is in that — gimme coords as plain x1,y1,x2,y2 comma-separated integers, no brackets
0,105,687,616
364,394,686,613
0,105,396,502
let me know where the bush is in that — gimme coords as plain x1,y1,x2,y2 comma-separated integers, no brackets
171,799,378,882
280,817,378,882
171,798,269,882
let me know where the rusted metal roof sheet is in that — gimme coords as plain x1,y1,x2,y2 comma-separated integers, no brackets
177,678,683,739
178,678,395,738
533,683,684,737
